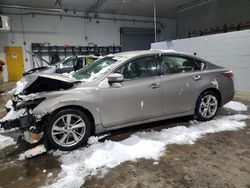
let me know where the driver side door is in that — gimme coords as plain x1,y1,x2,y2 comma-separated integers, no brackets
99,55,163,128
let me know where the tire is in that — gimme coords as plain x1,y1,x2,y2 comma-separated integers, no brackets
45,109,91,151
195,91,219,121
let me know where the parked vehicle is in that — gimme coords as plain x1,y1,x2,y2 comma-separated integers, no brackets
23,53,99,76
0,50,234,151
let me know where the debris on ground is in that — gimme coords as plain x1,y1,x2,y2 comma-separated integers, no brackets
19,144,47,159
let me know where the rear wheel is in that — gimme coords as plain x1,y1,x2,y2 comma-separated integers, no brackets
46,109,91,151
195,91,219,121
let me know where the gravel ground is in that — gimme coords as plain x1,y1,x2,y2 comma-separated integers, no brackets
0,82,249,188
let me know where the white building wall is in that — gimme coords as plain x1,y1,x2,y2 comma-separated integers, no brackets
177,0,250,39
0,12,176,81
151,30,250,92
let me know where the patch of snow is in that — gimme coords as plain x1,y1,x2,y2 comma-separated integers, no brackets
87,134,110,145
8,80,27,95
112,56,127,61
189,120,199,125
46,114,248,188
81,65,112,82
47,173,53,178
0,108,27,122
18,176,24,181
5,99,13,109
153,161,159,165
87,136,100,145
223,101,247,112
135,114,248,145
62,71,74,78
18,93,39,101
52,150,68,157
0,134,15,149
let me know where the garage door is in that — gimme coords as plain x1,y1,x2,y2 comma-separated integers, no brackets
120,28,155,51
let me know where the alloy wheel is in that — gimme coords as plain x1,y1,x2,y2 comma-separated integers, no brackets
198,94,218,119
51,114,86,147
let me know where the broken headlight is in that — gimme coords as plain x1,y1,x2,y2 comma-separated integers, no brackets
16,97,46,110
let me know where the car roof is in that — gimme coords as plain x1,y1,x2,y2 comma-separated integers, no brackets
112,49,193,59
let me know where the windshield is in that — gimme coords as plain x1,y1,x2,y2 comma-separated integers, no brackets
73,57,118,80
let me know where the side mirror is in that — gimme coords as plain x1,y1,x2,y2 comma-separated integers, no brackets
107,73,124,84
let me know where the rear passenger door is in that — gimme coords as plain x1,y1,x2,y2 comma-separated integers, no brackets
160,55,202,115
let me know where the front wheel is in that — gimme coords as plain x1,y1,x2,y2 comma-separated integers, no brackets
46,109,91,151
195,91,219,121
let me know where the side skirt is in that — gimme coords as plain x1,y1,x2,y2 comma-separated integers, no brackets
95,111,194,134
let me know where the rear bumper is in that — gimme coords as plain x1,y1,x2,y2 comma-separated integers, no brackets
220,80,235,106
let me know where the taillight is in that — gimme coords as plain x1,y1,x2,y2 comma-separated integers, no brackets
222,71,233,80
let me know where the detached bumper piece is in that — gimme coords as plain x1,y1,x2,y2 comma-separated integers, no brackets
22,144,47,159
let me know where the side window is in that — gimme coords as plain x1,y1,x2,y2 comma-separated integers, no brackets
74,58,84,70
62,57,76,67
162,56,198,74
194,59,206,71
116,56,158,80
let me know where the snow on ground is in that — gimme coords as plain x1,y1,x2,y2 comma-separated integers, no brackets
223,101,248,111
46,113,248,188
0,134,15,149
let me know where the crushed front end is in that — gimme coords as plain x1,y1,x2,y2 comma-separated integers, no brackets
1,73,80,136
0,73,81,157
0,95,46,144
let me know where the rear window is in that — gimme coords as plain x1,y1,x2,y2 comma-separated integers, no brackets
162,56,198,74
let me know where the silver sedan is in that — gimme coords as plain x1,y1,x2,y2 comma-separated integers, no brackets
1,50,234,151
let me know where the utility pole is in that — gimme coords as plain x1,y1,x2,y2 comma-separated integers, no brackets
154,2,157,43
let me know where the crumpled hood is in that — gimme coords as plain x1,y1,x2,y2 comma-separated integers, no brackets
15,73,80,95
23,66,56,76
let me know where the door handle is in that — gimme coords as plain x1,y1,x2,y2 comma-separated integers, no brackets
193,75,201,81
151,83,161,89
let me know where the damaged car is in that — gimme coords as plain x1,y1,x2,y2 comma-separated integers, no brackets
0,50,234,151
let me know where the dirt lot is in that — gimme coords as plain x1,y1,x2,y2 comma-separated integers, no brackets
0,82,249,188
